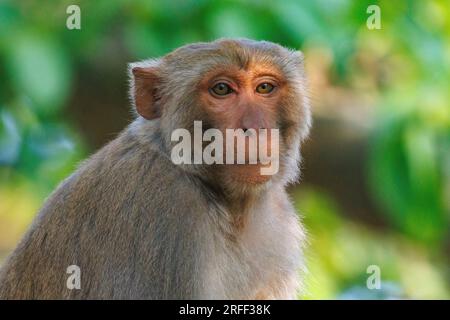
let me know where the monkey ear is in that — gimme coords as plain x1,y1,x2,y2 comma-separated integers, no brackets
131,65,161,120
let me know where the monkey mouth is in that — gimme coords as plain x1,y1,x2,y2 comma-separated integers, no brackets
224,162,277,184
170,121,280,175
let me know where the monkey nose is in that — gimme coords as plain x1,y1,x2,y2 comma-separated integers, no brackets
242,128,259,137
241,109,267,132
242,127,266,136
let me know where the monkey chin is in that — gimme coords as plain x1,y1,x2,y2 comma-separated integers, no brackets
226,163,273,185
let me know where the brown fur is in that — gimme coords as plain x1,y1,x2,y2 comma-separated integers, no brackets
0,38,311,299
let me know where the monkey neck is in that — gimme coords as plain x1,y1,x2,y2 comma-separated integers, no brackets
222,180,276,233
197,169,273,216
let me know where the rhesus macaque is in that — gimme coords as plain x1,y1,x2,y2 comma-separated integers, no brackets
0,38,311,299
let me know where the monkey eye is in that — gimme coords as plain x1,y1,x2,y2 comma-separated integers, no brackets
210,82,233,96
256,83,275,94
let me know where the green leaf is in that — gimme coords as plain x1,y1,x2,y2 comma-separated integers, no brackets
0,109,21,165
6,31,72,115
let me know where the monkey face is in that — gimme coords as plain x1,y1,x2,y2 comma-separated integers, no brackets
131,39,311,186
196,63,284,184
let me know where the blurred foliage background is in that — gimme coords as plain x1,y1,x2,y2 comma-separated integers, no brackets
0,0,449,299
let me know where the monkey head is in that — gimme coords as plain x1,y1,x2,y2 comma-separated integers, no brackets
130,38,311,191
